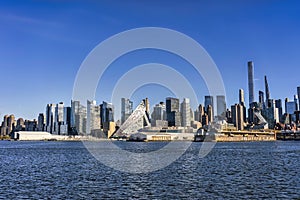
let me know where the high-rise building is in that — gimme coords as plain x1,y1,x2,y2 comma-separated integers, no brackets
294,95,299,111
262,99,278,129
87,100,101,135
198,104,204,123
16,118,25,131
7,114,15,134
63,107,72,134
54,102,65,134
1,115,15,136
121,98,133,125
248,61,255,104
264,75,270,106
207,105,213,123
285,98,297,115
46,104,56,133
71,100,86,135
216,95,226,117
55,102,64,123
151,102,166,127
1,115,8,136
37,113,45,131
194,109,199,122
236,104,244,130
204,95,214,116
231,104,244,130
142,98,151,126
100,101,114,125
201,113,209,126
297,87,300,108
166,97,181,127
180,98,191,127
239,89,245,105
259,91,265,108
275,99,283,119
25,119,37,131
100,101,115,137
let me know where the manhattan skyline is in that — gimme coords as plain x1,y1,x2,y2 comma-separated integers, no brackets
1,1,300,120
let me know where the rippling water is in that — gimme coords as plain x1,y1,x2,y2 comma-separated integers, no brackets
0,141,299,199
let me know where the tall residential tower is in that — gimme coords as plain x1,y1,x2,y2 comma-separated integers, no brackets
248,61,255,105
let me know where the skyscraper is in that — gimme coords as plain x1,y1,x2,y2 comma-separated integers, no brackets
166,97,181,127
239,89,245,105
285,98,297,114
121,98,133,125
248,61,255,104
297,86,300,108
259,90,264,108
100,101,114,125
231,104,244,130
198,104,204,123
71,100,86,135
46,103,56,133
207,105,213,123
87,100,101,135
204,95,214,115
142,98,151,125
265,75,270,106
37,113,45,131
100,101,115,138
216,95,226,117
275,99,283,118
180,98,191,127
54,102,65,134
294,95,299,111
151,102,166,127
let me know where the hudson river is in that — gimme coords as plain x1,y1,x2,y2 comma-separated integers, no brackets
0,141,299,199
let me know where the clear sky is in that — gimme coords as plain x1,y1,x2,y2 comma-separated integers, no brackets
1,0,300,120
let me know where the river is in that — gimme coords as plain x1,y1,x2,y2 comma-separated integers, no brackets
0,141,299,199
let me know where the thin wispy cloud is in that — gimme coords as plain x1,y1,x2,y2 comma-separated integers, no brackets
0,12,85,45
0,12,60,27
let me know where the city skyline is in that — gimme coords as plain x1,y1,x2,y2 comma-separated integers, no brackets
1,1,300,119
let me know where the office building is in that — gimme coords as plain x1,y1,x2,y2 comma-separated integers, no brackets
46,104,56,134
166,97,181,127
25,119,37,131
100,101,115,137
63,107,72,134
37,113,45,131
71,100,87,135
239,89,245,105
264,76,270,106
297,86,300,108
180,98,191,127
231,104,244,130
204,95,214,116
87,100,101,135
151,102,166,127
16,118,25,131
275,99,283,119
54,102,64,134
285,98,297,115
207,105,213,123
259,91,265,108
121,98,133,125
0,115,15,136
216,95,226,117
294,95,299,111
262,99,278,129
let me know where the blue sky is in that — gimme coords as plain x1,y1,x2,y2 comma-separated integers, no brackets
1,0,300,120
